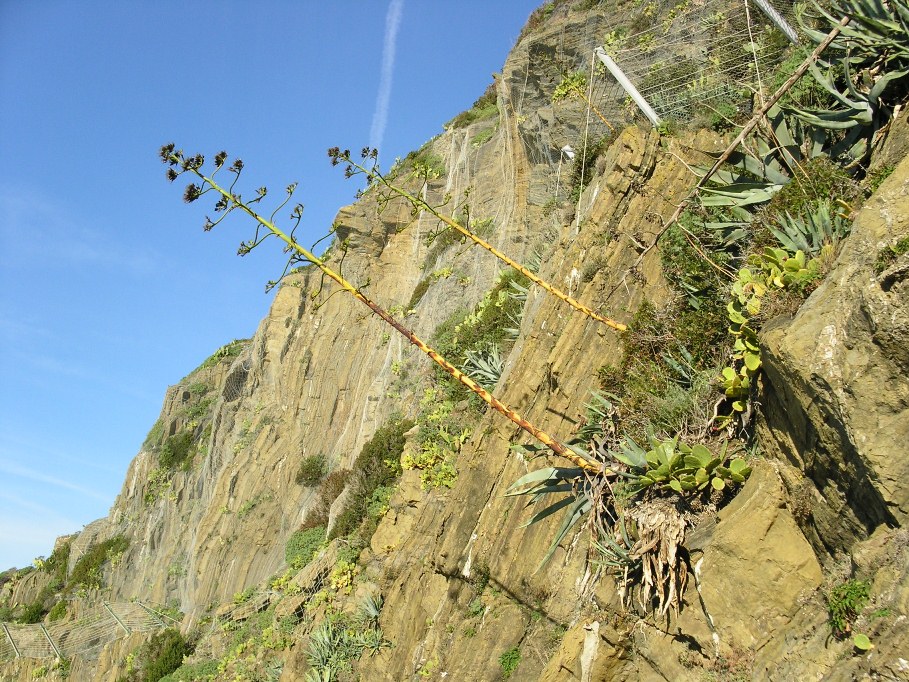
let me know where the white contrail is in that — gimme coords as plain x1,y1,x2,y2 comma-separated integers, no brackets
369,0,404,155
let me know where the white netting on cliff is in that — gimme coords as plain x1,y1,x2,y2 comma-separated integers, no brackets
594,0,799,123
543,0,799,128
516,0,800,207
0,601,168,661
223,357,252,402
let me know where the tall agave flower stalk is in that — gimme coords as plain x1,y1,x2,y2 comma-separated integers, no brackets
160,145,605,474
330,148,626,332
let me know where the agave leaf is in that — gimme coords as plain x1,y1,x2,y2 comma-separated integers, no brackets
524,483,577,501
701,186,781,207
787,107,866,129
700,151,789,185
613,450,646,470
806,61,866,109
510,443,549,456
505,467,559,495
535,495,591,572
520,493,580,528
870,68,909,101
766,103,794,145
597,532,631,560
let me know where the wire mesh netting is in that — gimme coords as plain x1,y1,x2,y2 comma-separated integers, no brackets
597,0,799,122
0,602,168,661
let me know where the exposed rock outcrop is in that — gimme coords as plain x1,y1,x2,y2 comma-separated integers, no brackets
3,2,908,680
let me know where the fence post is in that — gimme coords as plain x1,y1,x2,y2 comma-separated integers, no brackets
135,601,169,627
103,601,131,635
593,48,662,128
1,623,19,658
752,0,799,44
39,624,62,659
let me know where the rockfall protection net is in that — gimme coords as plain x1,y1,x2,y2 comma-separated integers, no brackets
0,601,169,661
595,0,799,123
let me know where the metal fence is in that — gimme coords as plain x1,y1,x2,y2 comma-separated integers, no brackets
0,601,169,661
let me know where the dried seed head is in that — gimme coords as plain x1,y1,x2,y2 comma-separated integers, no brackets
183,183,202,203
159,143,176,163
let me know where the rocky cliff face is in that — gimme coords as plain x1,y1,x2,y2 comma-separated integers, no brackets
2,2,908,681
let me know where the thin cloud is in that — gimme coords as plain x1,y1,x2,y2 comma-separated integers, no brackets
0,186,158,276
369,0,405,155
0,432,121,474
0,459,109,502
0,490,74,523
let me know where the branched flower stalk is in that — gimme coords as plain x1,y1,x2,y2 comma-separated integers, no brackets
329,148,626,332
160,144,606,474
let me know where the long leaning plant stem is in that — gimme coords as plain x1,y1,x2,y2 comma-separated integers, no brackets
180,162,604,474
350,158,626,332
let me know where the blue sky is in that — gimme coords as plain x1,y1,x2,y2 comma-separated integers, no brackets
0,0,542,571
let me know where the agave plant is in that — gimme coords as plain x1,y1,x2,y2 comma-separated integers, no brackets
356,593,383,626
770,201,851,256
462,345,504,390
789,0,909,164
574,391,618,444
504,464,597,570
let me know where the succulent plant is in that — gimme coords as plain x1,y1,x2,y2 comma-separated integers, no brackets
620,436,751,496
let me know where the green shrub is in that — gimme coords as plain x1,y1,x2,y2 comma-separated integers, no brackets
158,659,219,682
760,158,859,242
18,600,47,624
499,646,521,678
446,82,498,129
874,235,909,274
408,276,434,309
159,432,195,471
567,135,613,204
400,147,446,178
329,418,413,539
659,215,732,366
197,339,247,371
135,629,193,682
295,454,327,486
47,600,67,622
772,46,841,110
433,271,529,371
471,127,495,146
143,419,165,450
304,469,350,529
43,540,71,585
865,164,895,195
182,396,213,421
285,526,326,569
827,579,870,639
593,300,721,442
232,587,255,604
68,535,129,591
